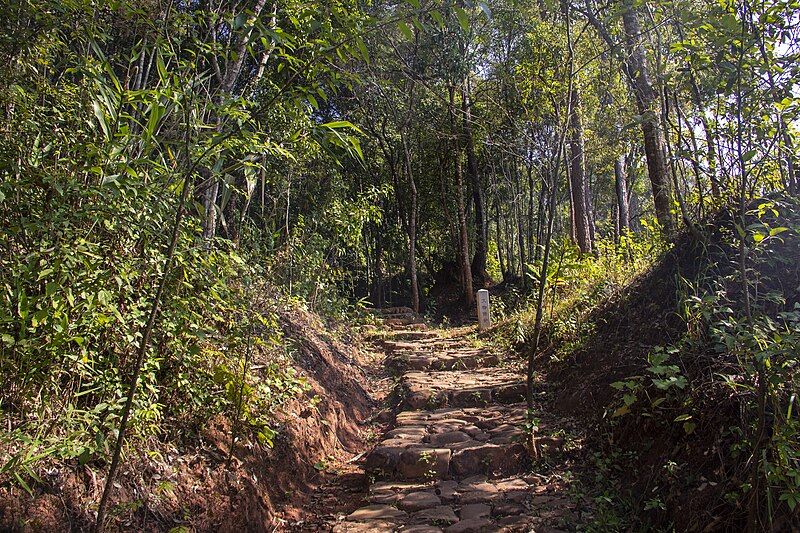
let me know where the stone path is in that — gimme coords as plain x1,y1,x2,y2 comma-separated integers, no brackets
331,312,581,533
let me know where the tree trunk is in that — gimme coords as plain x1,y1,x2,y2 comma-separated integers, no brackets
513,163,526,278
401,133,420,314
620,0,674,234
534,166,547,261
462,80,488,283
568,88,592,255
450,86,474,307
615,155,631,234
526,161,536,267
202,180,219,240
615,155,630,235
494,199,506,280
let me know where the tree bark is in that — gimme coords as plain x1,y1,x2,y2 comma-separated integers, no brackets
568,88,592,255
615,155,630,236
494,199,506,279
620,0,674,234
401,133,420,314
462,80,488,283
450,86,474,307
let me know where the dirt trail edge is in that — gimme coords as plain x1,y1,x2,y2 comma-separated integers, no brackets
313,311,587,533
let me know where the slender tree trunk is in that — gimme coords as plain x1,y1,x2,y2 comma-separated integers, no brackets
401,133,420,314
586,171,597,248
202,180,219,240
450,85,474,307
495,199,506,280
566,157,577,245
513,164,527,276
462,80,488,283
615,155,630,235
526,161,536,269
568,88,592,254
534,166,547,261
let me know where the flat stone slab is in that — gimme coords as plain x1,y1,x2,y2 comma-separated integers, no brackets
350,474,551,532
384,330,440,341
388,349,500,373
365,405,530,480
347,504,408,522
402,370,525,409
398,491,442,511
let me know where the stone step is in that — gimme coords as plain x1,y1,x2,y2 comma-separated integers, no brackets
384,330,440,341
384,317,426,327
335,473,572,532
388,349,500,373
365,405,530,481
401,369,525,410
383,339,463,352
376,306,416,316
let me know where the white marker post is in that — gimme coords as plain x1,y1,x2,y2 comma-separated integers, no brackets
477,289,491,331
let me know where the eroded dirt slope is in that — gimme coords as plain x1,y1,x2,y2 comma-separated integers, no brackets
0,305,380,532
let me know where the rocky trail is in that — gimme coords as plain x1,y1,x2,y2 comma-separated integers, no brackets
308,309,590,533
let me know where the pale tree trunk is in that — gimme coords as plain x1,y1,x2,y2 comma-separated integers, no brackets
494,200,506,279
566,161,577,244
615,155,630,235
534,166,547,261
401,133,420,314
568,88,592,255
513,163,526,276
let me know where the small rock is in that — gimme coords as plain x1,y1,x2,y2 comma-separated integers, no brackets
428,431,472,446
347,505,408,522
412,505,459,526
493,383,526,404
495,478,529,492
401,525,444,533
459,503,491,520
365,445,404,474
458,484,502,504
451,388,491,407
444,517,493,533
333,520,398,532
399,491,442,512
435,480,459,502
492,502,526,517
369,491,400,505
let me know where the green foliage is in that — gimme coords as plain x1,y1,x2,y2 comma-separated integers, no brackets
0,0,364,488
495,230,663,356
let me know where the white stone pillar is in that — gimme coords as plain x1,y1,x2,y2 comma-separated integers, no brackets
477,289,491,331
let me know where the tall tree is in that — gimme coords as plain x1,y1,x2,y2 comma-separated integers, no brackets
583,0,675,234
568,88,593,254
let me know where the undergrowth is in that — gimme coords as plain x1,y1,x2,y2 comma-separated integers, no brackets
494,198,800,529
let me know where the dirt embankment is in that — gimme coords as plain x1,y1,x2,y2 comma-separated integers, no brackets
539,199,800,530
0,306,378,532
